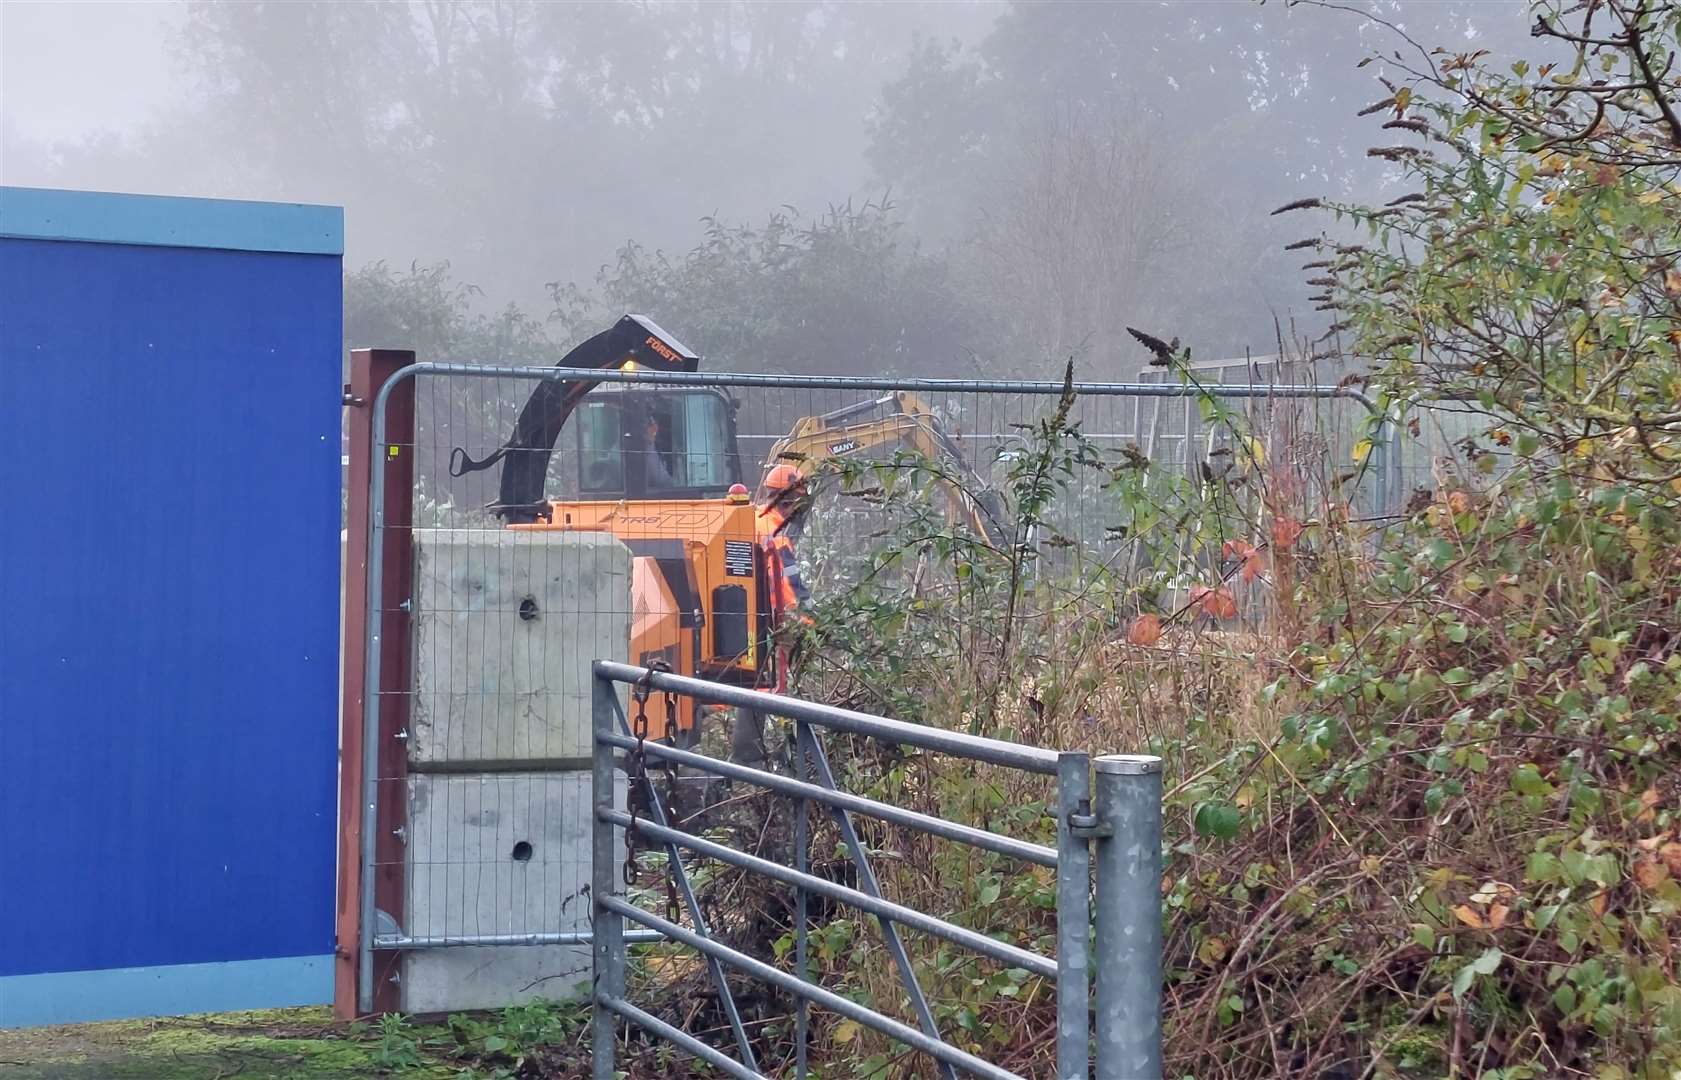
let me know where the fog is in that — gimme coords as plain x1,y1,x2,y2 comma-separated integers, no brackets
2,0,1533,375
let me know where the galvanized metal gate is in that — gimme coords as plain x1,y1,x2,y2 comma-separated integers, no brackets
590,661,1164,1079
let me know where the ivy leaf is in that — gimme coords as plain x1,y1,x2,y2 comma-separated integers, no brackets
1193,801,1241,841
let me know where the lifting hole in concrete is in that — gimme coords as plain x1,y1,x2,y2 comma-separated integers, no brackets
511,840,534,862
518,596,539,621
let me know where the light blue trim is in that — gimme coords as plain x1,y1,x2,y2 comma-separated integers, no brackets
0,954,334,1029
0,186,343,255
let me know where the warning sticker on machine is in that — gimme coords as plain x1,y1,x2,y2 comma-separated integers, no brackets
724,540,754,577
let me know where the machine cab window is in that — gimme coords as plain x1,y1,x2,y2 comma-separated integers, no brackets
576,388,742,498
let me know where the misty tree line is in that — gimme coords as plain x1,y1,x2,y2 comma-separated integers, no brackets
21,0,1534,376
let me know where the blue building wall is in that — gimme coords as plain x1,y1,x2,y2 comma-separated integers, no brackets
0,187,344,1027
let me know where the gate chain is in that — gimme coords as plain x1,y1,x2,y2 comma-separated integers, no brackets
624,662,663,887
660,681,683,923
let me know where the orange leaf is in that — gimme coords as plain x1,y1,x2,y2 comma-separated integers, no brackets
1589,892,1609,918
1487,903,1510,930
1191,585,1239,620
1271,518,1303,548
1636,787,1660,824
1634,858,1669,892
1242,551,1267,584
1661,841,1681,876
1127,614,1164,647
1452,904,1487,929
1223,539,1257,561
1664,269,1681,298
1448,490,1472,515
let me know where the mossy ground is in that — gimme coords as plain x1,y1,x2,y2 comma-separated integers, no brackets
0,1007,455,1079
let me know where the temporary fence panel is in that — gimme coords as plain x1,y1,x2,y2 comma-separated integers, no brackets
346,360,1388,1043
0,186,343,1027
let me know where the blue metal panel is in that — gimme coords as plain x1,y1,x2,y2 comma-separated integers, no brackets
0,227,341,1018
0,186,343,255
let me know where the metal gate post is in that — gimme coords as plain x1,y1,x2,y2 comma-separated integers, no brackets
1055,752,1092,1080
592,672,625,1080
793,717,810,1080
1092,755,1163,1079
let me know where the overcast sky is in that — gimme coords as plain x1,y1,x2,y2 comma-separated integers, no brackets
2,1,187,154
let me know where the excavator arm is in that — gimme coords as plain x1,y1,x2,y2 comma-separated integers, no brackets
759,391,1008,546
450,314,700,521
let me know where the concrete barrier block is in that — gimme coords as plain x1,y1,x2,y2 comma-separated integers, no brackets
410,529,631,765
400,770,625,1013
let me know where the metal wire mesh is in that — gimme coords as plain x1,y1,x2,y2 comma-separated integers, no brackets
363,362,1398,1012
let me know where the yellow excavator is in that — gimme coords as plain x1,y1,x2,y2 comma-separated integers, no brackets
756,392,1009,548
451,316,1005,746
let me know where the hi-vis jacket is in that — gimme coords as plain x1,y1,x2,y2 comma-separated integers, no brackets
756,505,810,616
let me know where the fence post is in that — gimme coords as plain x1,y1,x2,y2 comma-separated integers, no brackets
1055,752,1092,1080
591,669,624,1080
794,716,810,1080
1092,754,1163,1080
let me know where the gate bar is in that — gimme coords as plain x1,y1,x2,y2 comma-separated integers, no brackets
594,661,1060,774
801,725,959,1080
603,691,759,1069
601,809,1057,979
1054,752,1093,1080
597,730,1057,866
603,898,1028,1080
598,997,768,1080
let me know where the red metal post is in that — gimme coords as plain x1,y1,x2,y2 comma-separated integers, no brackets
335,348,415,1019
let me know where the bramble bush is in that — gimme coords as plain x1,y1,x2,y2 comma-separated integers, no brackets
754,3,1681,1077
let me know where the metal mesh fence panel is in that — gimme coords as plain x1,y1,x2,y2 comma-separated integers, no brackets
361,362,1390,1014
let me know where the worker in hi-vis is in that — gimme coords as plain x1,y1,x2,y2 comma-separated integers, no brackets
732,463,814,765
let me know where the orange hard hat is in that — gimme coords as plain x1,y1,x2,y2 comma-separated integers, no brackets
762,463,804,493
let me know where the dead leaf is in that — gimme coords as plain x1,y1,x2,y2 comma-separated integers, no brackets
1660,841,1681,876
1271,517,1303,548
1634,858,1669,891
1665,269,1681,298
1590,892,1609,918
1223,539,1257,561
1470,880,1518,905
1636,787,1660,824
1242,551,1267,584
1191,585,1239,620
1448,490,1472,515
1487,903,1510,930
1198,936,1229,965
1453,904,1487,929
1127,614,1164,647
1594,163,1620,186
